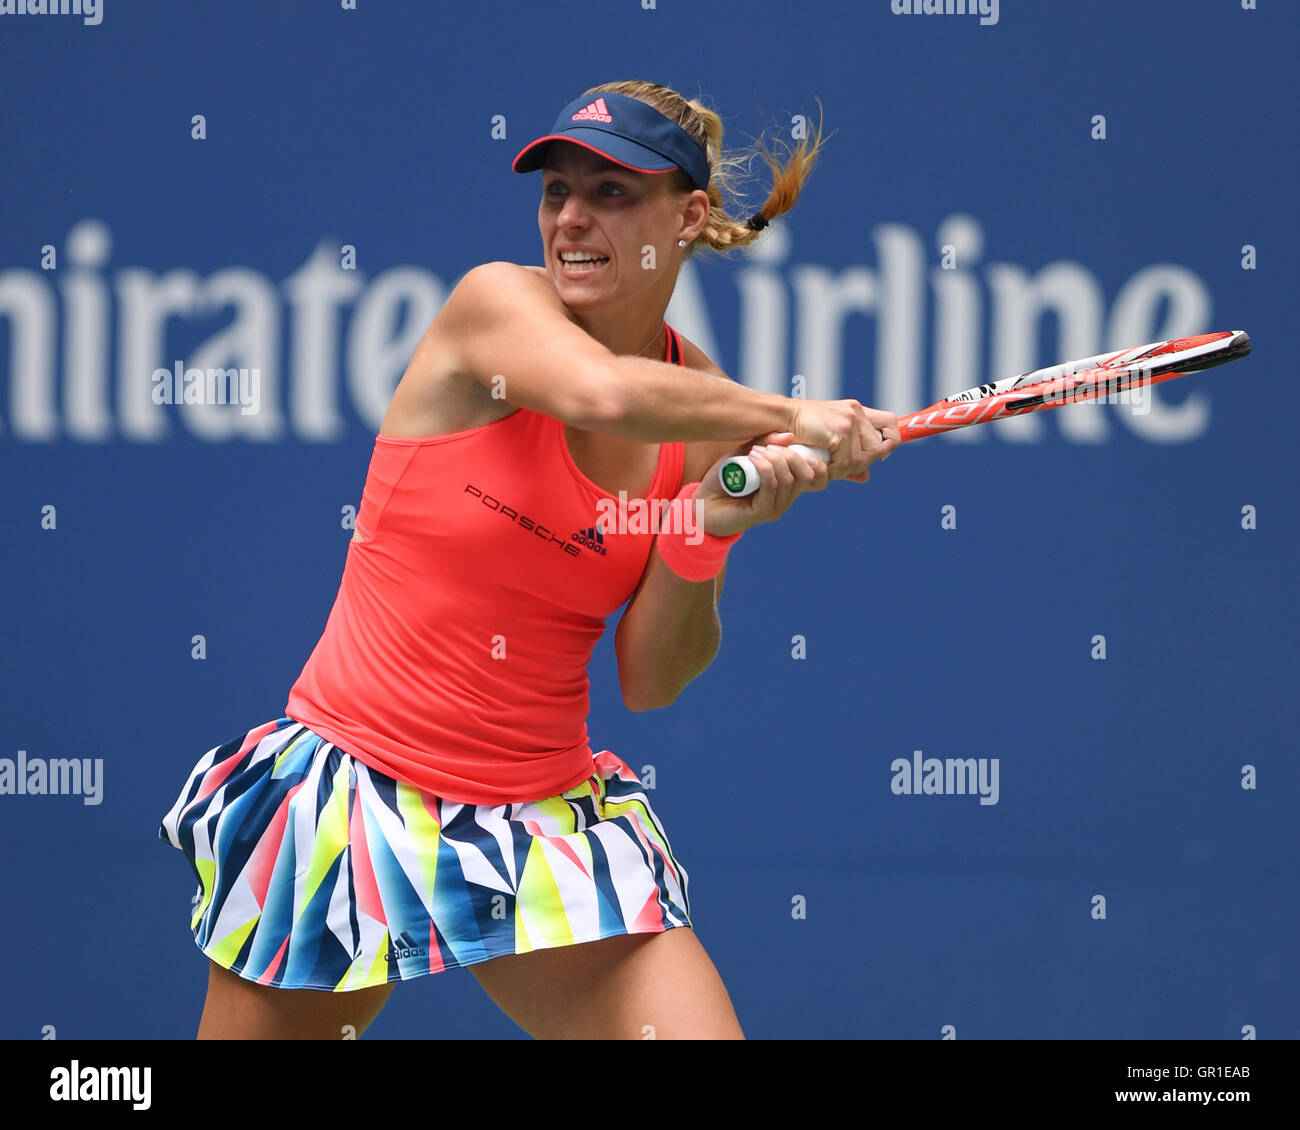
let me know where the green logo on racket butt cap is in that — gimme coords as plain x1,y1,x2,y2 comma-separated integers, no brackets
719,458,756,497
719,444,830,498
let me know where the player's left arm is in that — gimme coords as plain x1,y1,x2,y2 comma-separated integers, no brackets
613,337,738,711
613,433,735,712
613,336,833,710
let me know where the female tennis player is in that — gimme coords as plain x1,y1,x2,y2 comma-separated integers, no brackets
159,80,899,1040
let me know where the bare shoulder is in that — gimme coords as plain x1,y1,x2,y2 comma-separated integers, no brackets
443,260,553,314
381,261,553,437
673,331,742,482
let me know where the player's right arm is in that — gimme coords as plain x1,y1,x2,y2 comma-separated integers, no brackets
441,261,886,462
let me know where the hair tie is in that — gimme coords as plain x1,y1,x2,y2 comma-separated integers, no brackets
746,213,769,231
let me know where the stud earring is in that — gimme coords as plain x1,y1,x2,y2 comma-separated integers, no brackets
677,239,687,248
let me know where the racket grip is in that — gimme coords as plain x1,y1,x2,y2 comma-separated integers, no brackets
718,444,832,498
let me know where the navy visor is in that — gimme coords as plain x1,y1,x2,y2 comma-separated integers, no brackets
512,91,710,191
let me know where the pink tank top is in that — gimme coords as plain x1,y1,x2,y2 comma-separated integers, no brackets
285,323,688,803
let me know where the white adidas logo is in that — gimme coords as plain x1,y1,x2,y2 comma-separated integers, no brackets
571,97,613,123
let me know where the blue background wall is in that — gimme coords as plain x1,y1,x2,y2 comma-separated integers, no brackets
2,0,1295,1039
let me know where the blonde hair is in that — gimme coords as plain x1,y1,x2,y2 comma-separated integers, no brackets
584,79,827,257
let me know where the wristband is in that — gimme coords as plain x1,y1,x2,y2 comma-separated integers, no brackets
655,481,742,581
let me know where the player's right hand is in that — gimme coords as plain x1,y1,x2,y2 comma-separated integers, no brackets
788,399,900,481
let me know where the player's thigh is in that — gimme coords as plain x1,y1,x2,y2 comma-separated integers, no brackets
470,926,744,1040
196,960,396,1040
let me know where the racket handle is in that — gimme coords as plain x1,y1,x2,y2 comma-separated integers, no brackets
719,444,832,497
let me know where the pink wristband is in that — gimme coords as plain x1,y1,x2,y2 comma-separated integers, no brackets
655,481,742,581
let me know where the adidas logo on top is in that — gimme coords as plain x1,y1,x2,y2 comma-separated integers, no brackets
569,525,608,556
571,97,613,124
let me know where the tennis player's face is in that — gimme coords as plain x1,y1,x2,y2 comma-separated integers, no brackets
539,143,682,309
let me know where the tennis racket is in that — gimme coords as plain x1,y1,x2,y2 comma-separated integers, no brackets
718,330,1251,497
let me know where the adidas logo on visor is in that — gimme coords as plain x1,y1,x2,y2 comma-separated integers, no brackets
571,97,613,124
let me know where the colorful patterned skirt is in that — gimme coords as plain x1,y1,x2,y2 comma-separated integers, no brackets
158,717,691,991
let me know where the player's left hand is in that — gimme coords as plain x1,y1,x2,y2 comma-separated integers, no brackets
694,432,829,538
